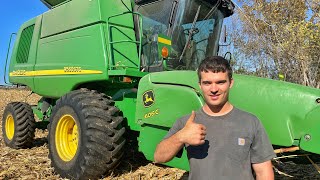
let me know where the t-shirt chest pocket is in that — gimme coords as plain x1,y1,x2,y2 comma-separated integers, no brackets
227,132,252,164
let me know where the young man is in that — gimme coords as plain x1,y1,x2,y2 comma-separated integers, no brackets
154,56,275,180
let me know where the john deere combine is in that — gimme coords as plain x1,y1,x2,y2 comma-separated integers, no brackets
2,0,319,179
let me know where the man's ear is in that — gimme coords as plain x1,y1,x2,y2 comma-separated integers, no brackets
229,78,234,88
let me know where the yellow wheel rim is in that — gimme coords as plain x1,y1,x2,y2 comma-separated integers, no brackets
5,114,15,140
55,114,79,162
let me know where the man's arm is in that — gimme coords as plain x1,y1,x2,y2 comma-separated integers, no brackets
154,132,185,163
252,160,274,180
154,111,206,163
250,117,276,179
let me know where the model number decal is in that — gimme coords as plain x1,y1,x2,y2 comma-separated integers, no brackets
64,66,82,73
144,109,159,119
11,70,26,76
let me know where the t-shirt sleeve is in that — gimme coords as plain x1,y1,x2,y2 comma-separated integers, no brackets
163,116,186,140
162,116,188,158
250,118,276,164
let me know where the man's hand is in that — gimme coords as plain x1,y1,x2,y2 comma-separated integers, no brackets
177,111,206,146
154,111,206,163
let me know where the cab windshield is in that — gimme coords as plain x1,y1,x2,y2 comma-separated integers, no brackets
137,0,172,71
168,0,224,70
137,0,225,71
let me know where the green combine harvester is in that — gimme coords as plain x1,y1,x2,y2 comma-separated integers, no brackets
2,0,319,179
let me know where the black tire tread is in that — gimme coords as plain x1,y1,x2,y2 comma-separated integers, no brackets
49,88,125,180
2,102,36,149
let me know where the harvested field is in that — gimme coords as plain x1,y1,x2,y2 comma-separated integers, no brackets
0,88,319,179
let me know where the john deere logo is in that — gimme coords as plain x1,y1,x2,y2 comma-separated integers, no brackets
143,90,155,107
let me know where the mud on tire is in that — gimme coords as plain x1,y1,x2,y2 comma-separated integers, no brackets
2,102,36,149
48,89,125,179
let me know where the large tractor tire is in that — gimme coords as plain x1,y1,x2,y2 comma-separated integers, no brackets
48,89,125,179
2,102,36,149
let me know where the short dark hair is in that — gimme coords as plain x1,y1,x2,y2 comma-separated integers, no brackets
197,56,233,82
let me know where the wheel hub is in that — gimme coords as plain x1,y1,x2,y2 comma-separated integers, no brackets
55,114,79,162
5,114,14,140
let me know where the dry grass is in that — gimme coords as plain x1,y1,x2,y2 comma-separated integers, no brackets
1,88,320,180
0,88,187,180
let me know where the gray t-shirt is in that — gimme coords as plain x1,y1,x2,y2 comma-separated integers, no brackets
164,107,276,180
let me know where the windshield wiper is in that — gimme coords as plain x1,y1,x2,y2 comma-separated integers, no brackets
179,5,201,62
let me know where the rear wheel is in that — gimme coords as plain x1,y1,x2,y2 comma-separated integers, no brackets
48,89,125,179
2,102,36,149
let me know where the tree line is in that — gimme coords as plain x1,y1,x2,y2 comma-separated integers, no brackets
225,0,319,88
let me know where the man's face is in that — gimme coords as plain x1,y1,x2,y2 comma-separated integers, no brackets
199,71,233,108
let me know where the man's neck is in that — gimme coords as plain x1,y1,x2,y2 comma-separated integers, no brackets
202,102,233,116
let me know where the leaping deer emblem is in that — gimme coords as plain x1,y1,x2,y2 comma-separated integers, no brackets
144,93,154,104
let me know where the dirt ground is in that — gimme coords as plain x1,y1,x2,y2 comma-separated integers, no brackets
0,88,320,179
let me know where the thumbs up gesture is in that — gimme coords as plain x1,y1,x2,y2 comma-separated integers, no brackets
177,111,206,146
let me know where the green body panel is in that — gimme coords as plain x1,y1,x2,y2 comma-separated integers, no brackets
35,23,108,97
9,0,140,98
113,89,141,131
136,71,203,127
230,75,320,148
139,125,190,170
136,71,204,170
108,69,148,77
299,107,320,153
40,0,101,38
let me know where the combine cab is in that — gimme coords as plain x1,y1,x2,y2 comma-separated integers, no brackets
40,0,66,8
2,0,320,179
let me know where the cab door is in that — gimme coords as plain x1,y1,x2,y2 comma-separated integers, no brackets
9,16,42,90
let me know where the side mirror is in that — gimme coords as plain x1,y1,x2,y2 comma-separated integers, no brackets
223,24,227,43
219,25,231,46
224,52,232,63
